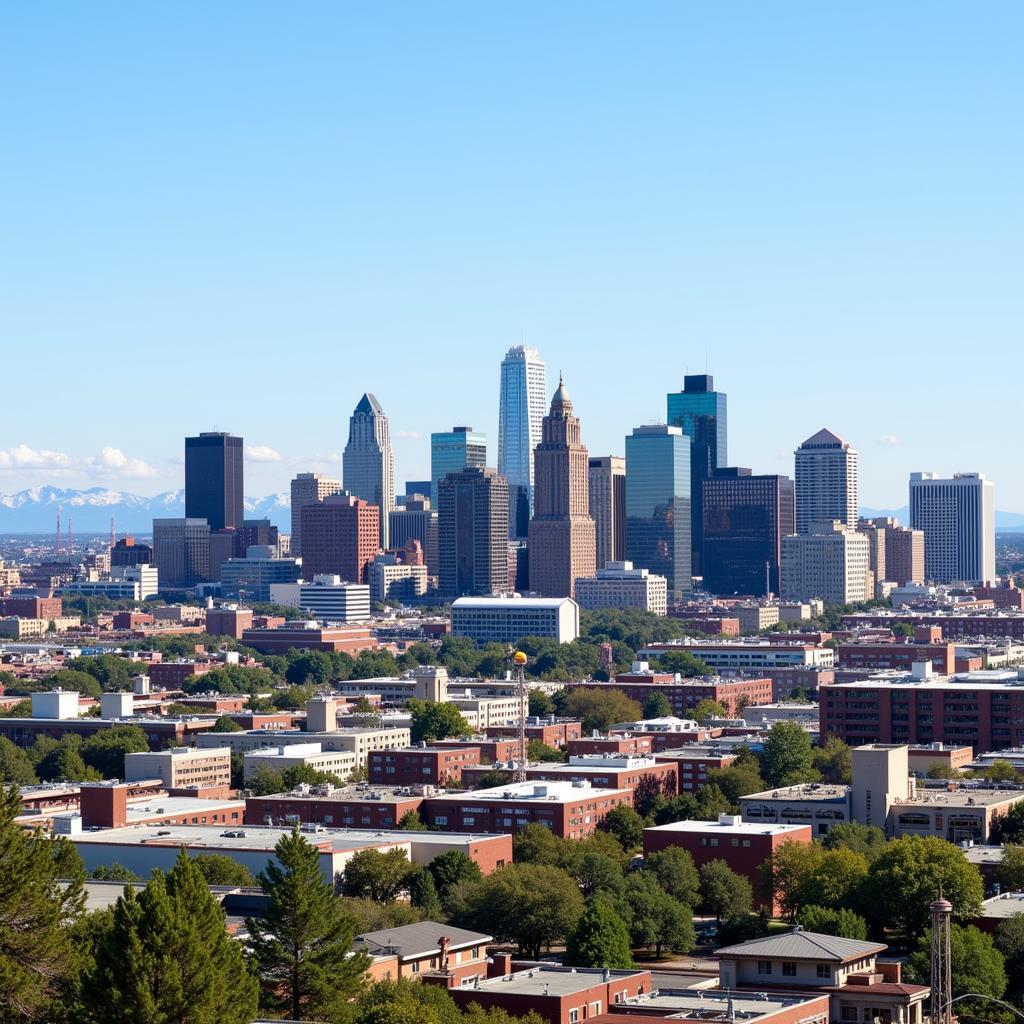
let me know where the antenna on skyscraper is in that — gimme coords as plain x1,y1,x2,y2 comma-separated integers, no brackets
55,506,62,556
66,516,72,558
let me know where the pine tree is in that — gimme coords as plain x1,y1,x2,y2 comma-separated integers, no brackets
247,826,370,1021
83,848,258,1023
0,784,86,1023
564,896,634,969
409,868,443,919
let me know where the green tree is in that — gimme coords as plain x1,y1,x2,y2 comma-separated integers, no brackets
341,847,417,902
37,740,102,783
622,872,696,958
718,911,771,946
449,863,584,959
528,689,555,718
408,868,443,919
428,850,482,909
471,768,513,789
992,803,1024,845
691,699,727,723
0,785,86,1022
998,845,1024,892
906,924,1006,1012
212,714,242,732
67,654,134,690
656,651,712,677
90,863,142,882
797,905,868,940
247,827,369,1021
643,692,672,719
598,805,645,851
699,860,753,921
514,822,565,866
761,721,819,786
995,915,1024,998
190,853,255,887
526,738,567,762
0,735,38,785
974,760,1020,783
560,687,642,732
80,725,150,779
246,764,285,796
408,699,470,743
646,847,700,906
576,849,626,898
564,896,634,968
285,650,335,685
763,842,867,920
83,848,257,1023
864,836,984,934
820,822,888,861
398,809,429,831
813,736,853,784
707,764,765,806
654,784,733,824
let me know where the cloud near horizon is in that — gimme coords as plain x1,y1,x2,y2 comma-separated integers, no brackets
0,444,157,480
245,445,283,463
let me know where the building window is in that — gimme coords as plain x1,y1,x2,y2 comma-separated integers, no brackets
783,963,797,977
841,1008,858,1022
411,962,420,974
569,1012,579,1024
817,964,831,979
757,961,772,975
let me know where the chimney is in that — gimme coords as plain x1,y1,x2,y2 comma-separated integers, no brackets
488,953,513,979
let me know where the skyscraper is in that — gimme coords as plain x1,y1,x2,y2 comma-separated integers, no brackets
588,456,626,571
290,472,341,558
152,518,211,589
389,496,439,577
528,378,596,598
498,345,547,535
666,375,727,575
438,467,509,599
184,432,243,531
343,393,395,549
910,472,995,584
300,493,380,584
430,426,487,505
861,517,925,585
794,428,859,534
702,469,795,596
625,425,692,599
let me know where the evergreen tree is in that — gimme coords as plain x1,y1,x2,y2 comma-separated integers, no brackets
0,737,37,785
564,896,634,968
0,785,85,1022
247,826,370,1021
83,848,257,1024
409,868,443,919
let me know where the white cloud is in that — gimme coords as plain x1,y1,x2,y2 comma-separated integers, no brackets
877,435,900,446
87,447,158,479
0,444,73,470
246,445,283,463
394,430,422,440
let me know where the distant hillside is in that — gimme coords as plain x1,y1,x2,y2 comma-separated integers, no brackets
0,487,291,533
860,505,1024,532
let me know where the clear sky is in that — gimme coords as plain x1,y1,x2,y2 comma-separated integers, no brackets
2,3,1021,508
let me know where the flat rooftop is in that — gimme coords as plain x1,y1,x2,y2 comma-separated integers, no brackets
645,818,809,837
248,785,425,805
964,845,1005,867
980,893,1024,920
428,780,632,803
621,988,825,1020
894,787,1024,809
461,965,644,997
741,783,850,802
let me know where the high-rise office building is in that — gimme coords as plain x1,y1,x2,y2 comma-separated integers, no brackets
300,493,380,584
528,379,596,598
862,517,925,586
389,496,439,577
184,432,243,531
781,520,871,605
152,518,210,589
909,472,995,584
430,426,487,505
856,519,887,592
438,467,509,599
625,425,692,599
343,394,395,549
237,519,279,556
290,473,341,558
666,375,727,576
702,469,795,596
110,537,153,568
794,428,859,534
589,456,626,570
498,345,547,535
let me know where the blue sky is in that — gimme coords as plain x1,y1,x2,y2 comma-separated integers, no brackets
2,3,1021,508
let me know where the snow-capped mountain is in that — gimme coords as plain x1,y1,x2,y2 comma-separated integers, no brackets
0,487,291,533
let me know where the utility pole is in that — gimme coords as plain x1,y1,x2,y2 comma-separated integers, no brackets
930,894,953,1024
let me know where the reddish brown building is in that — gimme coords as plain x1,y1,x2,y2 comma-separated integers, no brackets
112,610,155,630
486,719,584,747
837,639,957,676
149,661,213,689
670,614,742,636
0,714,218,750
239,624,378,654
843,612,1024,641
245,789,425,830
204,607,254,639
653,747,738,790
567,734,655,757
369,746,482,787
436,737,521,763
576,675,773,716
1,595,62,619
300,493,380,583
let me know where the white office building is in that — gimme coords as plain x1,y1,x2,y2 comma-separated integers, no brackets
498,345,547,518
269,575,371,622
243,743,358,782
574,561,668,615
909,472,995,584
781,520,871,605
794,429,858,534
451,596,579,644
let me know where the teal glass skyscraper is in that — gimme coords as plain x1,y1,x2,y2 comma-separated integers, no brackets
498,345,547,536
666,374,727,576
430,426,487,505
625,425,692,598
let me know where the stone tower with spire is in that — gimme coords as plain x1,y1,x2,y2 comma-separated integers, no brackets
343,393,395,549
528,376,596,597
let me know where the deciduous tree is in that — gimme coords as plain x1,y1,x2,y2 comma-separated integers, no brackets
564,896,634,968
699,859,753,922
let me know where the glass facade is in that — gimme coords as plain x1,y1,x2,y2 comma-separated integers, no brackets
702,470,795,596
666,375,727,575
497,346,547,533
625,425,692,597
430,426,487,505
184,432,243,531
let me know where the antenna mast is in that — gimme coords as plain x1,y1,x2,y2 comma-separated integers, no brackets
55,506,62,556
930,895,953,1024
109,515,116,553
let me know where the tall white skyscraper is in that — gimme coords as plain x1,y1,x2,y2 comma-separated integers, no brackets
498,345,547,530
909,472,995,583
794,428,859,534
343,393,395,549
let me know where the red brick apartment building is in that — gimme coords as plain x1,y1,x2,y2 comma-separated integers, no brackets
567,734,656,757
819,676,1024,749
245,787,425,830
653,747,738,790
148,661,213,689
369,745,482,787
359,922,493,986
486,719,584,747
0,714,217,750
436,737,522,763
643,815,812,915
580,675,774,715
239,624,378,654
1,595,63,619
843,612,1024,641
837,626,957,675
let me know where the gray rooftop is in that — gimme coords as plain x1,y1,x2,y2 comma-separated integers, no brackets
463,965,645,997
716,930,886,962
355,921,491,959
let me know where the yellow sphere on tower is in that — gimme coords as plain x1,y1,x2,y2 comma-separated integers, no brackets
513,651,527,665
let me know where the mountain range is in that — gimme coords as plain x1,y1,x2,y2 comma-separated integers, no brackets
0,487,291,534
0,487,1022,536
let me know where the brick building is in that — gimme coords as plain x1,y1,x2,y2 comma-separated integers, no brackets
843,612,1024,641
369,745,482,787
652,746,739,790
300,493,380,583
148,661,213,689
0,595,62,619
239,623,378,654
204,606,254,639
566,734,656,757
575,675,773,716
245,786,426,830
358,922,492,986
486,719,584,747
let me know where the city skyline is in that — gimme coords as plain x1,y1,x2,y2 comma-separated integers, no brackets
4,6,1022,507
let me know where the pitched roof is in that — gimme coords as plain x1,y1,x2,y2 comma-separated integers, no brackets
800,427,847,448
354,392,384,416
716,930,887,962
354,921,492,960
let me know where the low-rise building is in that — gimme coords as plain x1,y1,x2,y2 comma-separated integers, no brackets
245,784,427,830
651,745,739,789
908,743,974,776
369,746,482,787
577,673,773,716
194,726,411,765
451,597,579,645
269,576,373,622
358,921,492,985
573,561,668,616
240,622,377,654
641,641,835,672
242,742,358,781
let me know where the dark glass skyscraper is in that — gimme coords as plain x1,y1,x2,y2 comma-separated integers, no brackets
624,425,691,598
184,432,243,531
438,467,509,599
702,469,795,596
666,374,727,576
